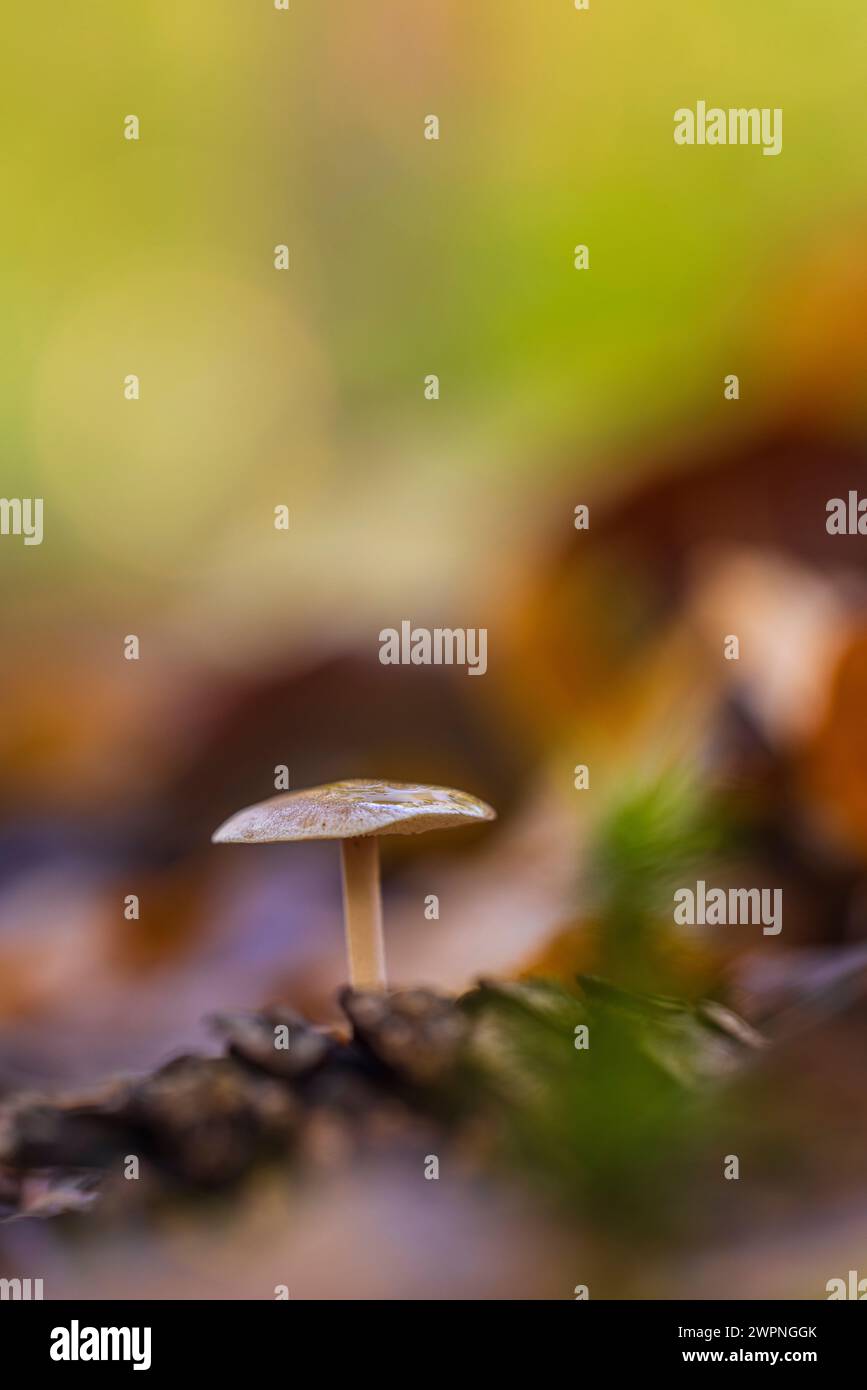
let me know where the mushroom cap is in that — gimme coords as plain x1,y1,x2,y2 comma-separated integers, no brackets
211,778,497,844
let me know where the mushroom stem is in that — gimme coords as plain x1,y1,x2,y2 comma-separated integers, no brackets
339,836,386,989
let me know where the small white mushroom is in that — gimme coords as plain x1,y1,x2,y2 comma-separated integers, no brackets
211,779,496,990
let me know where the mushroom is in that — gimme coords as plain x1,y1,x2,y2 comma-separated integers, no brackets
211,779,496,990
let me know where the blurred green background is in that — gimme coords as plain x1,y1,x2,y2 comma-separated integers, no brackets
3,0,866,632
